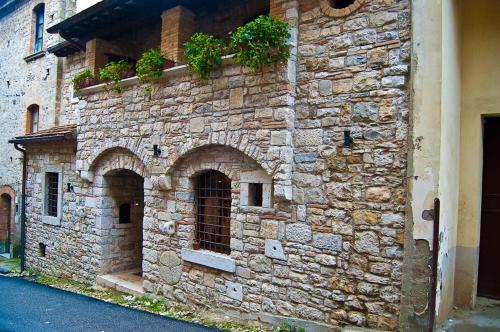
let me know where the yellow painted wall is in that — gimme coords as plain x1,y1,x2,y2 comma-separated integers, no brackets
456,0,500,308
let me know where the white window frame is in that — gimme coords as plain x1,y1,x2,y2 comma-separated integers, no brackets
41,165,63,226
240,169,272,208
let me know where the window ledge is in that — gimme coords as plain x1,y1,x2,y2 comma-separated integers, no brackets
239,206,275,214
181,248,236,273
42,216,61,226
77,54,236,96
24,51,46,63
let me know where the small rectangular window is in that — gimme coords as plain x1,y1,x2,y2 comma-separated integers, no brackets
27,105,39,134
34,6,44,53
45,172,59,217
248,183,263,207
119,203,131,224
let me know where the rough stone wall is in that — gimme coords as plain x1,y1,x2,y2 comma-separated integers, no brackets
23,142,99,282
0,0,75,223
292,0,411,328
24,0,412,330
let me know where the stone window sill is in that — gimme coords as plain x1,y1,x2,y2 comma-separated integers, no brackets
24,51,46,63
42,215,61,226
181,248,236,273
239,206,275,214
77,54,236,96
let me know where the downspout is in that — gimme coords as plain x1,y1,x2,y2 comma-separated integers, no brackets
13,143,27,272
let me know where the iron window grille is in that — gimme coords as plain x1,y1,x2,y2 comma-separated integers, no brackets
46,172,58,217
34,5,44,53
195,170,231,254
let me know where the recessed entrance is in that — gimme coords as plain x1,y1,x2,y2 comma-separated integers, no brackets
478,118,500,299
0,194,12,254
96,169,144,295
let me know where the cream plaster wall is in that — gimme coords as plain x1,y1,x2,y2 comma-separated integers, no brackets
455,0,500,308
436,0,461,319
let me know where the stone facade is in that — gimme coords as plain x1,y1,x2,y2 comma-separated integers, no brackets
20,0,412,330
0,0,76,254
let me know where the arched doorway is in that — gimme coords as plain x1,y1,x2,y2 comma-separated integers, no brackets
0,194,12,254
101,169,144,275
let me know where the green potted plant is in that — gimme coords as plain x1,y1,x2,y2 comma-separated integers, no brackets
99,60,132,93
136,48,169,93
184,32,225,79
72,68,97,93
229,15,291,72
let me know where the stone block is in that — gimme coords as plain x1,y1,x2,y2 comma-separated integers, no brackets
352,102,379,122
271,130,290,146
260,220,279,239
264,239,286,260
229,88,244,109
319,80,332,96
313,233,342,252
355,231,380,255
294,129,323,147
189,117,205,133
286,223,312,243
225,281,243,301
366,187,391,202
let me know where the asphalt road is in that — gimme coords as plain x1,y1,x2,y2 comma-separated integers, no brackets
0,276,220,332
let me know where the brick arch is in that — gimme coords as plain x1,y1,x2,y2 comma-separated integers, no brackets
83,139,151,175
185,161,238,182
165,132,275,177
91,148,150,178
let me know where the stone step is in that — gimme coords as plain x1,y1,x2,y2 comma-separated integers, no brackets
96,271,144,297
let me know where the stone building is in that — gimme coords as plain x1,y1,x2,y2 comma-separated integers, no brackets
0,0,76,257
8,0,500,330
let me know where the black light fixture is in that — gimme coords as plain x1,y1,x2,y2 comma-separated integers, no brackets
153,144,161,157
67,183,74,193
344,130,353,148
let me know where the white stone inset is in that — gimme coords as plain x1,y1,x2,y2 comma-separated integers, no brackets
225,281,243,301
181,248,236,273
264,239,287,261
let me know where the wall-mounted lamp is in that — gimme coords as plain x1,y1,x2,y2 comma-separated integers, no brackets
67,183,74,193
344,130,354,148
153,144,161,157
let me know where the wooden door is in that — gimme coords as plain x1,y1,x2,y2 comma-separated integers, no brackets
478,118,500,299
0,194,11,254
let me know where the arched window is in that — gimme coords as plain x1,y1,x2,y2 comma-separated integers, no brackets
27,105,39,133
195,170,231,254
33,4,45,53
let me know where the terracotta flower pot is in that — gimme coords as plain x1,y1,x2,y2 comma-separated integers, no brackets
163,59,175,70
193,241,201,250
120,70,135,80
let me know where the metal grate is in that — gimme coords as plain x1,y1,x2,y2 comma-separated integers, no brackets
195,170,231,254
46,172,58,217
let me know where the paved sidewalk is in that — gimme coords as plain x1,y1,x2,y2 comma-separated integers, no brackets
437,297,500,332
0,276,220,332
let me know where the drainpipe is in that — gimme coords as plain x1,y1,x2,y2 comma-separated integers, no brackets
428,198,441,332
13,143,27,272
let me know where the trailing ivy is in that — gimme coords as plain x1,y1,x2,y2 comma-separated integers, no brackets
229,15,290,72
136,48,165,92
99,60,132,94
183,32,225,79
72,68,95,93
